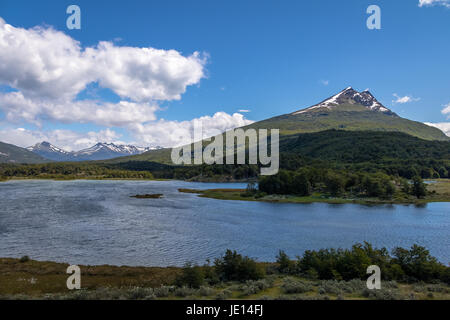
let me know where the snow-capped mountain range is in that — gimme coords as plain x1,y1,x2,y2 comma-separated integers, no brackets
292,87,394,115
27,141,162,161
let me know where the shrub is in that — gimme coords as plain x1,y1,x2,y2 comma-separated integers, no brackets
174,286,195,297
215,289,232,300
240,279,273,296
362,288,403,300
126,287,154,300
175,263,205,288
392,244,447,283
317,279,366,295
19,256,30,263
198,286,215,297
153,286,173,298
295,242,449,283
214,250,265,282
281,278,313,294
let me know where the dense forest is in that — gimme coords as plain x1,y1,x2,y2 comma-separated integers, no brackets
257,168,428,199
1,131,450,188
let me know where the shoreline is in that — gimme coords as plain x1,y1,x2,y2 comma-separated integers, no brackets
178,187,450,205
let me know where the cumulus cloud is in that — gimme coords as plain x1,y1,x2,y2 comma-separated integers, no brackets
423,104,450,137
418,0,450,8
0,17,206,125
130,112,255,147
0,91,158,127
2,112,254,150
86,42,206,102
392,93,420,104
0,18,254,150
424,122,450,136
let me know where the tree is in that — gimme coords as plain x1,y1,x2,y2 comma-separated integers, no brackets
214,250,265,282
438,167,448,179
175,262,205,288
276,250,295,274
291,172,312,196
325,172,346,196
411,176,427,199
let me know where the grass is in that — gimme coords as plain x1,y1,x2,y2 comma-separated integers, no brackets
179,181,450,205
427,179,450,197
0,257,180,297
1,257,448,300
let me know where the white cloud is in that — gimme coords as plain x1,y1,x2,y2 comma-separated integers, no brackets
320,80,329,86
86,42,206,102
238,109,251,113
424,122,450,136
441,103,450,116
130,112,255,147
423,104,450,137
1,112,254,150
0,18,254,150
0,17,206,125
0,91,158,127
392,93,420,104
418,0,450,8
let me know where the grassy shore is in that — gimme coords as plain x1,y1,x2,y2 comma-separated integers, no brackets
0,257,448,300
178,179,450,205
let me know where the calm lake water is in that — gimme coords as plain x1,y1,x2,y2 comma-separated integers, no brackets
0,180,449,266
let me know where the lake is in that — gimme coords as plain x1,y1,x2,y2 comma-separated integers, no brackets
0,180,449,266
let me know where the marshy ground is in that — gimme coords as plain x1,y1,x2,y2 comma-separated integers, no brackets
1,258,448,300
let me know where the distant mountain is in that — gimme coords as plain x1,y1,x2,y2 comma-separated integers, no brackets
26,141,73,161
108,87,449,164
71,143,161,161
27,142,162,161
0,141,48,164
246,87,448,141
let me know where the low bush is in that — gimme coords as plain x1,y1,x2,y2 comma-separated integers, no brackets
240,279,273,296
153,286,173,298
19,256,30,263
215,289,232,300
198,286,215,296
281,278,313,294
174,286,196,297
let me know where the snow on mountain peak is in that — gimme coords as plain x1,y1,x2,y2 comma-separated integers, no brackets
292,87,393,115
27,141,69,154
27,141,163,161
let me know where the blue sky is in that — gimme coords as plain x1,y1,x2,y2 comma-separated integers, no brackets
0,0,449,149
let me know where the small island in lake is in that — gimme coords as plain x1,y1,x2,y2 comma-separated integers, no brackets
130,194,164,199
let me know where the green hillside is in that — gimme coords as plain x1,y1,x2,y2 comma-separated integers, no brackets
244,104,449,141
104,109,449,165
103,88,449,165
0,141,48,164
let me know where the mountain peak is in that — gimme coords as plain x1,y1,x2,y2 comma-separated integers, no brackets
27,141,162,161
292,87,394,115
